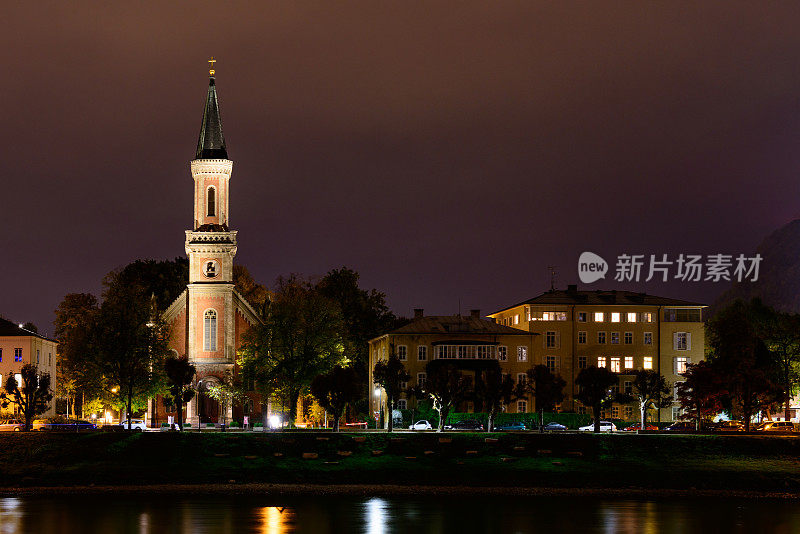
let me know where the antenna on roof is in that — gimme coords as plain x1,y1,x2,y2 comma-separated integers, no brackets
548,266,557,291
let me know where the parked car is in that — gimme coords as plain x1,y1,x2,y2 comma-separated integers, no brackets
713,420,745,432
54,419,97,431
119,418,147,431
623,423,658,431
578,421,616,432
755,421,796,433
543,422,567,431
444,419,484,431
32,418,55,431
408,420,433,430
664,421,696,432
0,419,23,432
494,421,526,431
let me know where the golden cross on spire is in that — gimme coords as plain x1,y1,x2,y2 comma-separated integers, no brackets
208,57,216,77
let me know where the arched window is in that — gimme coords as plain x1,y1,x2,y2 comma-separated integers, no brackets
204,309,217,351
207,187,216,217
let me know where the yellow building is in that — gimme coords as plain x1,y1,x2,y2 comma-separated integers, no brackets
0,317,57,418
488,285,705,422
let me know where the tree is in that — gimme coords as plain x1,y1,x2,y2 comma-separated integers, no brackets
233,265,269,312
575,366,619,433
754,305,800,421
205,371,246,426
310,366,363,431
164,356,196,430
0,364,53,431
629,370,672,430
372,347,410,432
417,362,471,432
707,300,783,431
516,365,566,432
474,364,516,432
677,361,725,431
239,275,346,425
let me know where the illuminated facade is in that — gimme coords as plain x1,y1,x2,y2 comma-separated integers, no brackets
0,318,57,418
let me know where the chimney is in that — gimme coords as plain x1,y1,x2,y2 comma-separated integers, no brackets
470,309,481,319
414,308,424,319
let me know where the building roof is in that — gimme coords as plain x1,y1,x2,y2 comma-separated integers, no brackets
0,317,57,342
195,76,227,160
491,288,705,315
375,314,535,339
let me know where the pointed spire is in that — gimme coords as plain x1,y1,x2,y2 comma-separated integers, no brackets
195,60,227,160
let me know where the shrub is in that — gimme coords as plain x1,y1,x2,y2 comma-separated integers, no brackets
206,423,215,427
230,421,240,428
254,422,263,428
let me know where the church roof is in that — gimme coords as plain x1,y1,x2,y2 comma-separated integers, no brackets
195,76,228,160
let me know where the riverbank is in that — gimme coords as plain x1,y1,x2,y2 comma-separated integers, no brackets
2,431,800,493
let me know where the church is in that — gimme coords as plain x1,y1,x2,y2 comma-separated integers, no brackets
153,62,263,427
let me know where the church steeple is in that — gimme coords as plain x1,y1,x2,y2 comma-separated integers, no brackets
196,59,227,160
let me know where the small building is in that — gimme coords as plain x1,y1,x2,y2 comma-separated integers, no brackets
0,318,57,418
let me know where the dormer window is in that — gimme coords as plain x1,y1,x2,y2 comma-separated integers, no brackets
207,187,216,216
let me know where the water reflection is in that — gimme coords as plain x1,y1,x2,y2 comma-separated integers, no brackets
365,498,387,534
259,506,295,534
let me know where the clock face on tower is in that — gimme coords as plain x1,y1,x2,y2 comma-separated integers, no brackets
203,260,220,279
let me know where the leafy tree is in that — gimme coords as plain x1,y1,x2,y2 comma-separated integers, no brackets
474,364,516,432
754,304,800,421
205,371,246,426
103,258,189,312
516,365,566,432
54,293,102,418
310,366,363,431
164,356,196,430
239,275,346,425
416,362,471,432
629,370,672,430
233,265,269,312
677,361,725,431
372,347,410,432
575,366,619,433
0,364,53,431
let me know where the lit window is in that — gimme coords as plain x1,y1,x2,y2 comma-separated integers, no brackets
594,312,604,322
643,356,653,370
207,187,216,216
14,348,22,363
498,346,508,361
578,312,587,322
545,331,558,348
598,332,606,344
397,345,407,361
611,313,620,323
539,311,568,321
624,356,633,369
644,332,653,345
611,332,619,345
641,312,653,323
203,310,217,351
14,373,22,387
417,346,427,361
610,357,621,373
675,357,689,374
598,356,607,368
517,347,528,362
517,400,527,413
627,313,637,323
578,356,587,369
578,331,587,344
417,372,426,388
514,315,520,325
624,332,633,345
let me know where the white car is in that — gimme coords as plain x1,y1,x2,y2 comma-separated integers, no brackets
408,420,433,430
578,420,617,432
119,418,147,431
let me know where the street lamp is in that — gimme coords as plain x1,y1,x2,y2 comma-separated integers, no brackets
374,387,383,429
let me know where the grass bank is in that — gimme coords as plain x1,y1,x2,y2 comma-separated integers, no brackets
2,431,800,492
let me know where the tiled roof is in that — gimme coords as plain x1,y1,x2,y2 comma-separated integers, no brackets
492,289,705,315
380,315,534,337
0,317,57,342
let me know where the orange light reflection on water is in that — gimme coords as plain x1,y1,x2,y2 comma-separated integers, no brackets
259,506,295,534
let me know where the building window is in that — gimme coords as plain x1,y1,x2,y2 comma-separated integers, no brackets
397,399,407,409
598,332,606,344
578,331,587,344
594,312,604,322
578,312,587,322
545,331,558,348
14,374,21,387
624,332,633,345
400,380,407,390
643,356,653,370
624,380,633,394
203,310,217,352
517,373,527,385
36,350,40,364
675,357,689,374
0,348,3,362
624,405,633,419
610,357,621,373
577,404,586,415
48,353,52,366
644,332,653,345
207,187,216,216
674,332,690,351
640,312,653,323
672,407,682,421
664,308,702,322
517,347,528,362
517,400,527,413
538,311,567,321
611,406,620,419
627,312,637,323
597,356,607,368
611,313,621,323
476,346,493,359
514,314,520,325
397,345,407,361
14,348,22,363
417,346,427,361
498,346,508,361
578,356,587,369
546,355,558,373
417,372,427,388
624,356,633,369
610,332,619,345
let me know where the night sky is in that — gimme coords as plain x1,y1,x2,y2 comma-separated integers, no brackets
5,3,800,335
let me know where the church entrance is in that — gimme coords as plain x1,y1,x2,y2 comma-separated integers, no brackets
197,379,220,424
